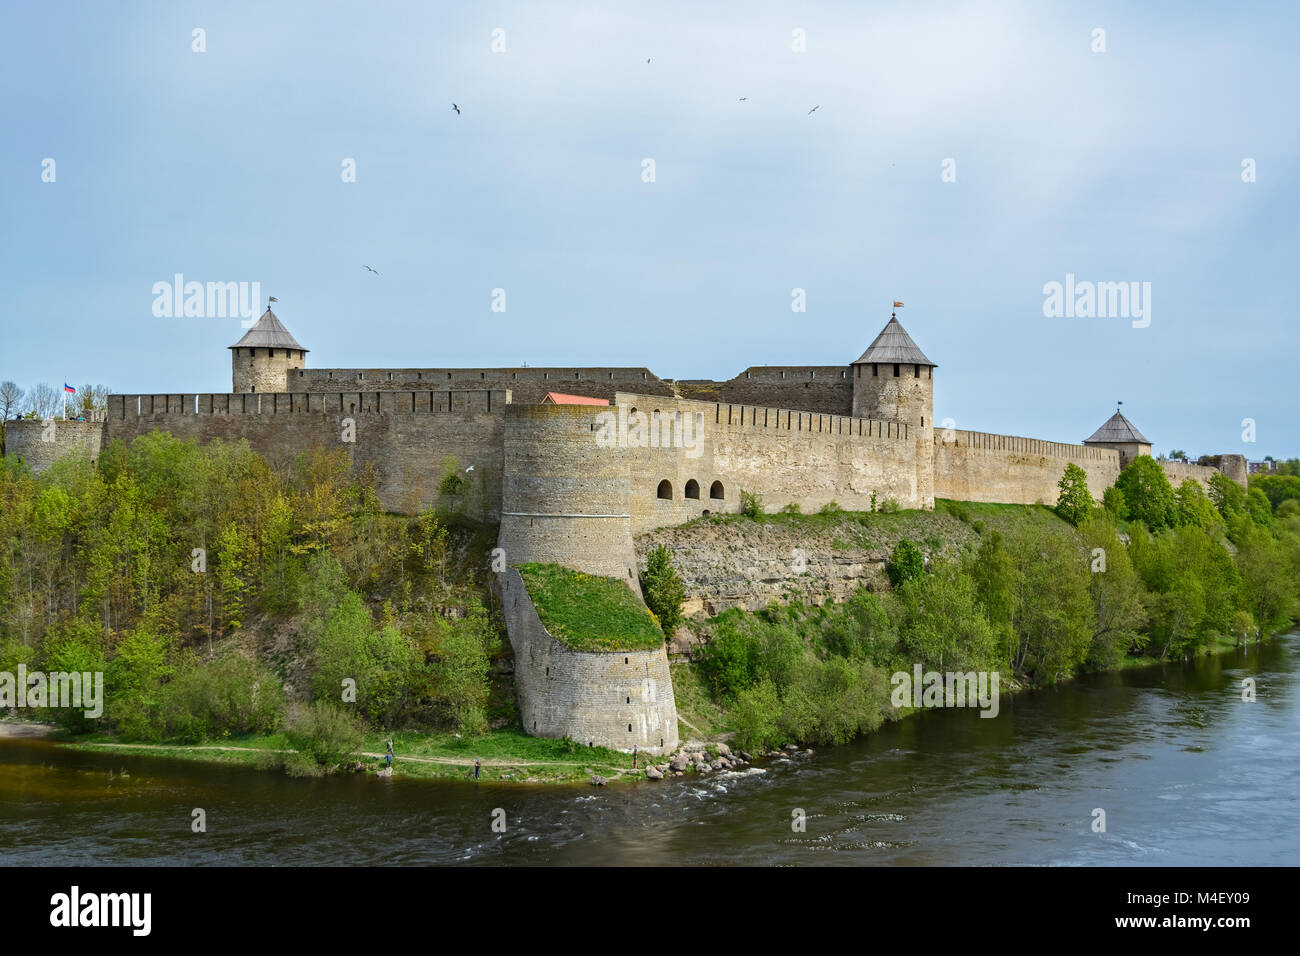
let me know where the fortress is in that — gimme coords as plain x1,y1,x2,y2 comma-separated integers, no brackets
4,308,1248,755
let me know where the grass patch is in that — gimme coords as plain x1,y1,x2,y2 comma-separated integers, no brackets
59,727,651,784
668,659,727,738
517,562,663,652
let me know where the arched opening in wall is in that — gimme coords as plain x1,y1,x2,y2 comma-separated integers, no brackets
657,479,673,500
710,480,724,500
349,403,355,413
685,479,700,499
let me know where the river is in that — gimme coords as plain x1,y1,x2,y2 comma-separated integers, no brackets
2,633,1297,866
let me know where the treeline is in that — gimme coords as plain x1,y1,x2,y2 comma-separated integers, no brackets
691,456,1300,752
0,432,502,766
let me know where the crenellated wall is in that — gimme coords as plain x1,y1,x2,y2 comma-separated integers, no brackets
933,428,1122,505
293,366,674,406
104,391,509,517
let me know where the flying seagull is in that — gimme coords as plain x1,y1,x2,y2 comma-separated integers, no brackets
808,105,819,114
646,57,651,63
363,265,379,275
451,103,461,114
465,465,475,473
738,96,748,101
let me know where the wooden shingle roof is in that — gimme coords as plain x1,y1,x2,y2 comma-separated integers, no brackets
852,315,936,367
1084,411,1150,445
229,309,308,351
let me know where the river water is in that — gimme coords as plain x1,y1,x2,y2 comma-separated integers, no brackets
2,633,1297,866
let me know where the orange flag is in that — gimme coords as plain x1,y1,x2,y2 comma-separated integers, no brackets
892,301,904,308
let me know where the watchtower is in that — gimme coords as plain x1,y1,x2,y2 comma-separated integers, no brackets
851,313,937,505
1083,410,1151,469
229,307,308,393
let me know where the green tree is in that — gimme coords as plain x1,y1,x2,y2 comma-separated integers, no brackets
641,545,686,633
1174,478,1219,531
1078,518,1148,667
1055,463,1093,526
1115,456,1177,529
1102,485,1127,520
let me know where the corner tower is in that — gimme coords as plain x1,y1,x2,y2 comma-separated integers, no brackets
229,307,308,393
851,313,937,506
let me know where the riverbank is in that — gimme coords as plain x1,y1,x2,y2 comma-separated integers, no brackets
29,630,1266,786
48,727,652,784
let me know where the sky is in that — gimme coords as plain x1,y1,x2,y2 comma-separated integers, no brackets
2,1,1297,458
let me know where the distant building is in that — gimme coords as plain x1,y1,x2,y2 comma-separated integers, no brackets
1249,460,1279,475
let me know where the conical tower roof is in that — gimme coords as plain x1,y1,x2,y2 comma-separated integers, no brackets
229,308,308,351
1084,410,1149,445
852,315,935,367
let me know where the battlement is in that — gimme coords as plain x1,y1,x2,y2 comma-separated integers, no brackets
108,389,511,419
612,393,910,443
939,428,1114,461
296,367,663,387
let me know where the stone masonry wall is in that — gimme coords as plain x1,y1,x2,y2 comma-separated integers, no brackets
105,391,508,517
294,366,675,406
673,366,855,416
498,568,678,754
1160,460,1223,492
3,419,104,473
933,428,1121,505
612,393,926,533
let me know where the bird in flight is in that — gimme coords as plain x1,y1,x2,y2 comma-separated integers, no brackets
646,57,651,63
739,96,748,101
808,105,820,114
451,103,461,114
363,265,379,275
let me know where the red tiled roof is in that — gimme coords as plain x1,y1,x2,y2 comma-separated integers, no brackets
541,392,610,406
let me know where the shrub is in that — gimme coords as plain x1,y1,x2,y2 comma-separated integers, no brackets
158,654,286,742
886,539,925,588
641,545,686,634
285,702,364,770
779,502,801,515
740,489,764,519
819,500,843,515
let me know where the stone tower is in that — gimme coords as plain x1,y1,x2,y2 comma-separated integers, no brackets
1082,410,1151,469
851,314,937,506
229,307,308,393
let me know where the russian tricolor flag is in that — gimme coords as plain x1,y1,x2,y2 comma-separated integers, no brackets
63,384,76,393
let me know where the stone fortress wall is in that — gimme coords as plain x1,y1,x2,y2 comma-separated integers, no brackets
933,428,1123,505
3,418,105,472
100,390,510,517
498,568,678,754
3,309,1254,755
